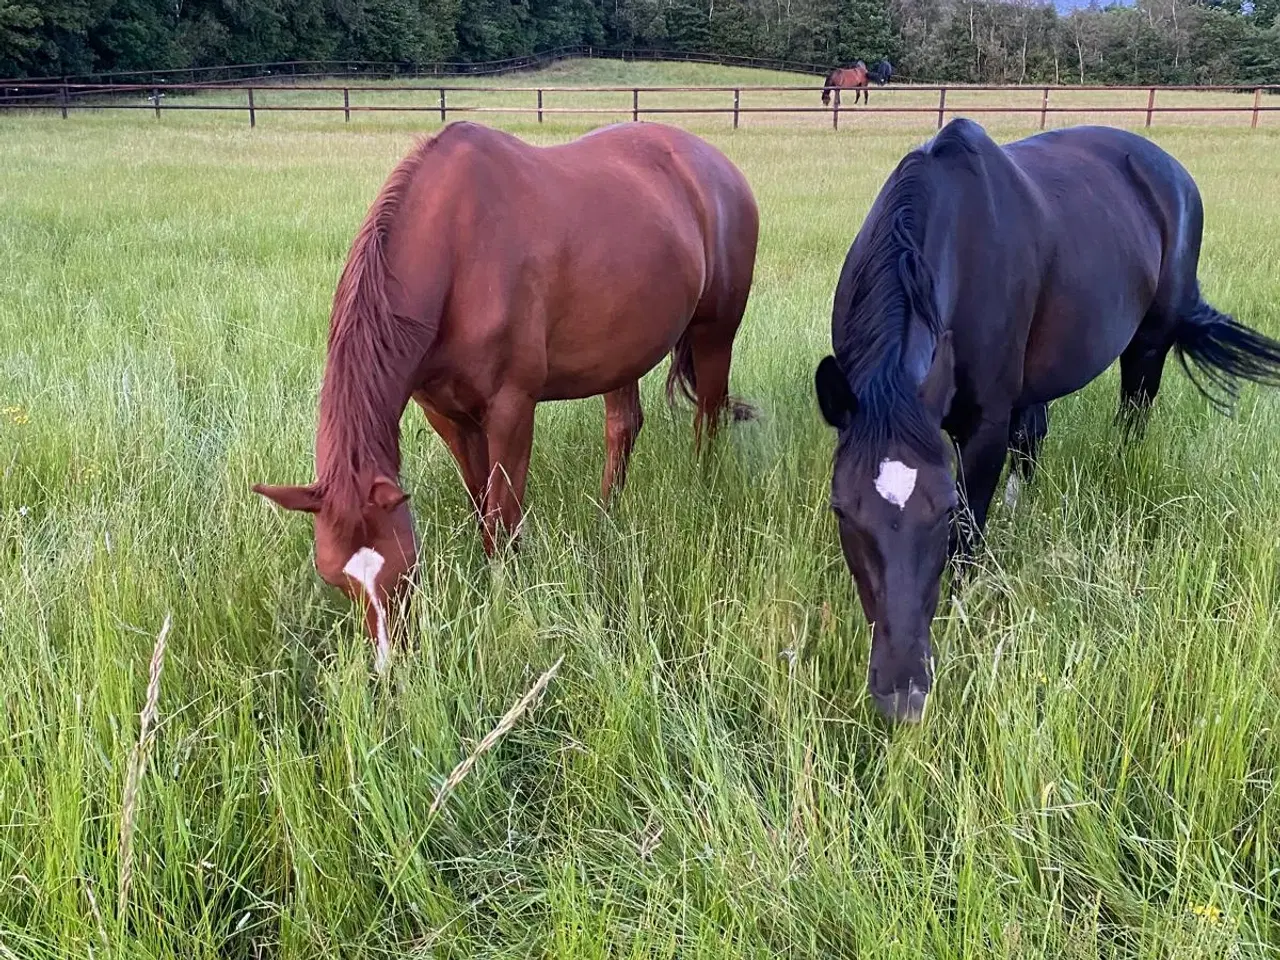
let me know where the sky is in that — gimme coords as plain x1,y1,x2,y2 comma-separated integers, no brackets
1050,0,1133,10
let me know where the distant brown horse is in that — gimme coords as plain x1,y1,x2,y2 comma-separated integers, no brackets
253,121,759,663
822,62,869,106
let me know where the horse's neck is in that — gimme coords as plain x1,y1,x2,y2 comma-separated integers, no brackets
316,333,417,489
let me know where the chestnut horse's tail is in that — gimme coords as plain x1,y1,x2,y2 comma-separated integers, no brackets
665,331,757,422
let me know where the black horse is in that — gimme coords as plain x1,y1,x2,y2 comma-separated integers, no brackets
815,119,1280,723
871,59,894,85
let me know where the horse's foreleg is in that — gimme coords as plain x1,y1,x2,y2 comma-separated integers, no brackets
602,381,643,504
416,395,489,517
951,414,1012,561
481,391,536,557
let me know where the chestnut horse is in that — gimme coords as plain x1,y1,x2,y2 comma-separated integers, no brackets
822,62,869,106
253,121,759,662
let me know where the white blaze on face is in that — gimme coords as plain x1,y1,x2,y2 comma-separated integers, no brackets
874,458,918,511
343,547,392,675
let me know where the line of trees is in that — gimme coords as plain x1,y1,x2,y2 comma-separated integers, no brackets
1,0,1277,84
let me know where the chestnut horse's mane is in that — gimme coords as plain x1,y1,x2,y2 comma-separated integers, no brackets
316,132,445,531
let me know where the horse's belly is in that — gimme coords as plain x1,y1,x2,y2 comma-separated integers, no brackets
540,302,691,401
1019,288,1149,404
538,244,705,400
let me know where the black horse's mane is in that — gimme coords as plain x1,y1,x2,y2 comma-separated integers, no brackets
832,145,952,467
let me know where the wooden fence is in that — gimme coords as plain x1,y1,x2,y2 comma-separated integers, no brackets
2,80,1279,131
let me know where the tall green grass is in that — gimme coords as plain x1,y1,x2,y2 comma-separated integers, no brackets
2,60,1279,958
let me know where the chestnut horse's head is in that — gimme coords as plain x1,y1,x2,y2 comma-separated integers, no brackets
821,70,837,106
253,475,417,667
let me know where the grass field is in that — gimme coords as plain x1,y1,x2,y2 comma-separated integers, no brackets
3,58,1280,958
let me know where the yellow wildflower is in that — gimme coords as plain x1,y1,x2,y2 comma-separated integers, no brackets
1190,903,1224,924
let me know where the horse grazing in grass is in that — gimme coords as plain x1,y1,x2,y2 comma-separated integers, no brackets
871,60,894,85
822,62,869,105
255,121,759,664
814,119,1280,723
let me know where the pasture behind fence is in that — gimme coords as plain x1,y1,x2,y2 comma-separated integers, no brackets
2,79,1279,131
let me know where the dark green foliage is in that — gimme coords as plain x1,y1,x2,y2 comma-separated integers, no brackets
0,0,1277,87
664,0,711,52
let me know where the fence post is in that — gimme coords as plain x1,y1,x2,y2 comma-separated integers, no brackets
60,82,68,119
733,88,740,129
537,88,543,123
937,86,947,130
439,88,446,122
1040,86,1049,130
1145,87,1156,129
343,87,350,122
832,87,840,130
247,87,256,128
632,88,639,122
152,87,161,119
1252,87,1262,129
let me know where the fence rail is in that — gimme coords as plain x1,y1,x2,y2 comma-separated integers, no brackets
3,80,1279,131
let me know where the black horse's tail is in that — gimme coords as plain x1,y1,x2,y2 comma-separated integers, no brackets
665,331,757,422
1174,291,1280,412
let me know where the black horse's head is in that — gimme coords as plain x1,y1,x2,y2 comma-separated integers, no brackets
814,333,957,724
874,60,894,85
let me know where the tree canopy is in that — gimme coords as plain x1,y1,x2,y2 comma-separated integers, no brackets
1,0,1276,85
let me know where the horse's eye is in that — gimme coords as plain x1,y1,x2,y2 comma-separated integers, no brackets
830,503,847,521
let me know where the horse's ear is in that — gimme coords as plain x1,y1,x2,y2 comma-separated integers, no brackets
919,331,955,420
815,355,857,429
369,475,409,511
253,482,322,514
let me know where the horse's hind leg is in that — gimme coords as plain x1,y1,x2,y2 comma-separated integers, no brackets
685,319,754,451
1118,308,1176,439
602,381,643,504
1004,402,1048,509
688,327,732,450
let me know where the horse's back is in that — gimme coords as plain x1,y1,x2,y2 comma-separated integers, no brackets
557,122,757,224
1005,125,1196,197
398,121,754,289
1001,124,1202,287
397,122,757,403
550,122,759,304
991,125,1204,402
